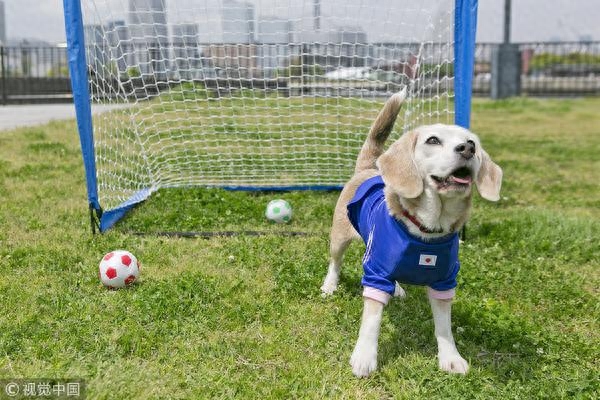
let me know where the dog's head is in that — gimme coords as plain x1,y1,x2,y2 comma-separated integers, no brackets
377,124,502,201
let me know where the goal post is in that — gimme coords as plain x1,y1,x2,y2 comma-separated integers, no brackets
63,0,478,233
454,0,478,128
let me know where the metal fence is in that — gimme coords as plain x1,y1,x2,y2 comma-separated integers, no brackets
474,41,600,96
0,45,71,103
1,41,600,104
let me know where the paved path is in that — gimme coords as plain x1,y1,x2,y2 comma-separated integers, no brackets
0,103,128,131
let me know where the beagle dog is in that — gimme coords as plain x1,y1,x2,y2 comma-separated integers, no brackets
321,89,502,377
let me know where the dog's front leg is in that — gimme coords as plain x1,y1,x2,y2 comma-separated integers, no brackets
429,296,469,374
350,298,384,377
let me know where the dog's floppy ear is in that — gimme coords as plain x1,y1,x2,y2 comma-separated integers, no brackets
376,130,423,198
476,149,503,201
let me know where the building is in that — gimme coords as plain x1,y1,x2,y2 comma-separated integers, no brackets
0,0,6,45
257,17,293,45
222,0,255,44
328,26,369,68
256,17,294,77
295,26,370,70
128,0,169,78
172,23,205,80
197,0,257,78
202,44,258,79
105,20,133,77
128,0,168,44
84,24,109,77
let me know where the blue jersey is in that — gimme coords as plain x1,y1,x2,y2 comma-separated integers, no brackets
347,176,460,301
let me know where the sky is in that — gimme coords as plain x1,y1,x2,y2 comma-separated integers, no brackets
2,0,600,44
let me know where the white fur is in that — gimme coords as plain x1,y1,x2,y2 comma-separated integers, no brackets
430,297,469,374
350,298,383,377
350,296,469,377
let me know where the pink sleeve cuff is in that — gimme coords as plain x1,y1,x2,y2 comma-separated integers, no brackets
363,287,392,305
427,287,456,300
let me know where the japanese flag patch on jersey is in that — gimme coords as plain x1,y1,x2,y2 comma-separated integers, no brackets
419,254,437,267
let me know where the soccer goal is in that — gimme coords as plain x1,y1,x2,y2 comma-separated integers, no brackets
63,0,477,232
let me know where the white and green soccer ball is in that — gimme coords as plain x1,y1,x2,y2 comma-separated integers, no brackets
265,199,293,223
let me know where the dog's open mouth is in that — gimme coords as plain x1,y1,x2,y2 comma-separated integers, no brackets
431,167,473,189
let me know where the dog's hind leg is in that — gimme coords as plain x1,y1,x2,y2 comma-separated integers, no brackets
321,230,353,296
321,181,363,296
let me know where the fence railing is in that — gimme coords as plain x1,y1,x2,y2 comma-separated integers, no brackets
474,41,600,96
1,41,600,104
0,45,71,104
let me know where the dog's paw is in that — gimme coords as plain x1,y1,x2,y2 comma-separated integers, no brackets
320,280,338,296
320,274,339,296
393,282,406,298
438,353,469,374
350,344,378,377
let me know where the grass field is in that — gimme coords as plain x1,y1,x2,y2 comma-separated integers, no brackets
0,97,599,399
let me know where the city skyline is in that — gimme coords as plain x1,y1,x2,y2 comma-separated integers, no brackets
2,0,600,45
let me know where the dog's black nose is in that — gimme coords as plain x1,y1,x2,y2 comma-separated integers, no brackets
455,141,475,159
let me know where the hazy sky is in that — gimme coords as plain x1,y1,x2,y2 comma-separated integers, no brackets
3,0,600,44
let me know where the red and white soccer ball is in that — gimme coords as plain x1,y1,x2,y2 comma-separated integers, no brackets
99,250,140,289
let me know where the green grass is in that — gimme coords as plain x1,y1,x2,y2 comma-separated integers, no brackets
0,98,599,399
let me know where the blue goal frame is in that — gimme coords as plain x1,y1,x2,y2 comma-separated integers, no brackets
63,0,478,233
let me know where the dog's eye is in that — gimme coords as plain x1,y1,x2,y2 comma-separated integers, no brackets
426,136,441,145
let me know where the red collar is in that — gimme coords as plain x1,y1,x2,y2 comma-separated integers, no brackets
400,208,444,234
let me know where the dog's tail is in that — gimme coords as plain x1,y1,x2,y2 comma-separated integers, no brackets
354,87,407,173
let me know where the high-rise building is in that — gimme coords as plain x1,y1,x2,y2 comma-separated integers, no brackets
84,24,109,77
128,0,169,77
0,0,6,45
257,17,292,44
105,20,133,76
106,20,132,47
172,23,202,80
256,17,293,77
222,0,255,44
128,0,168,44
172,23,198,48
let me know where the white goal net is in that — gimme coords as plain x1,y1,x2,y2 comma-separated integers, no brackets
77,0,457,215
